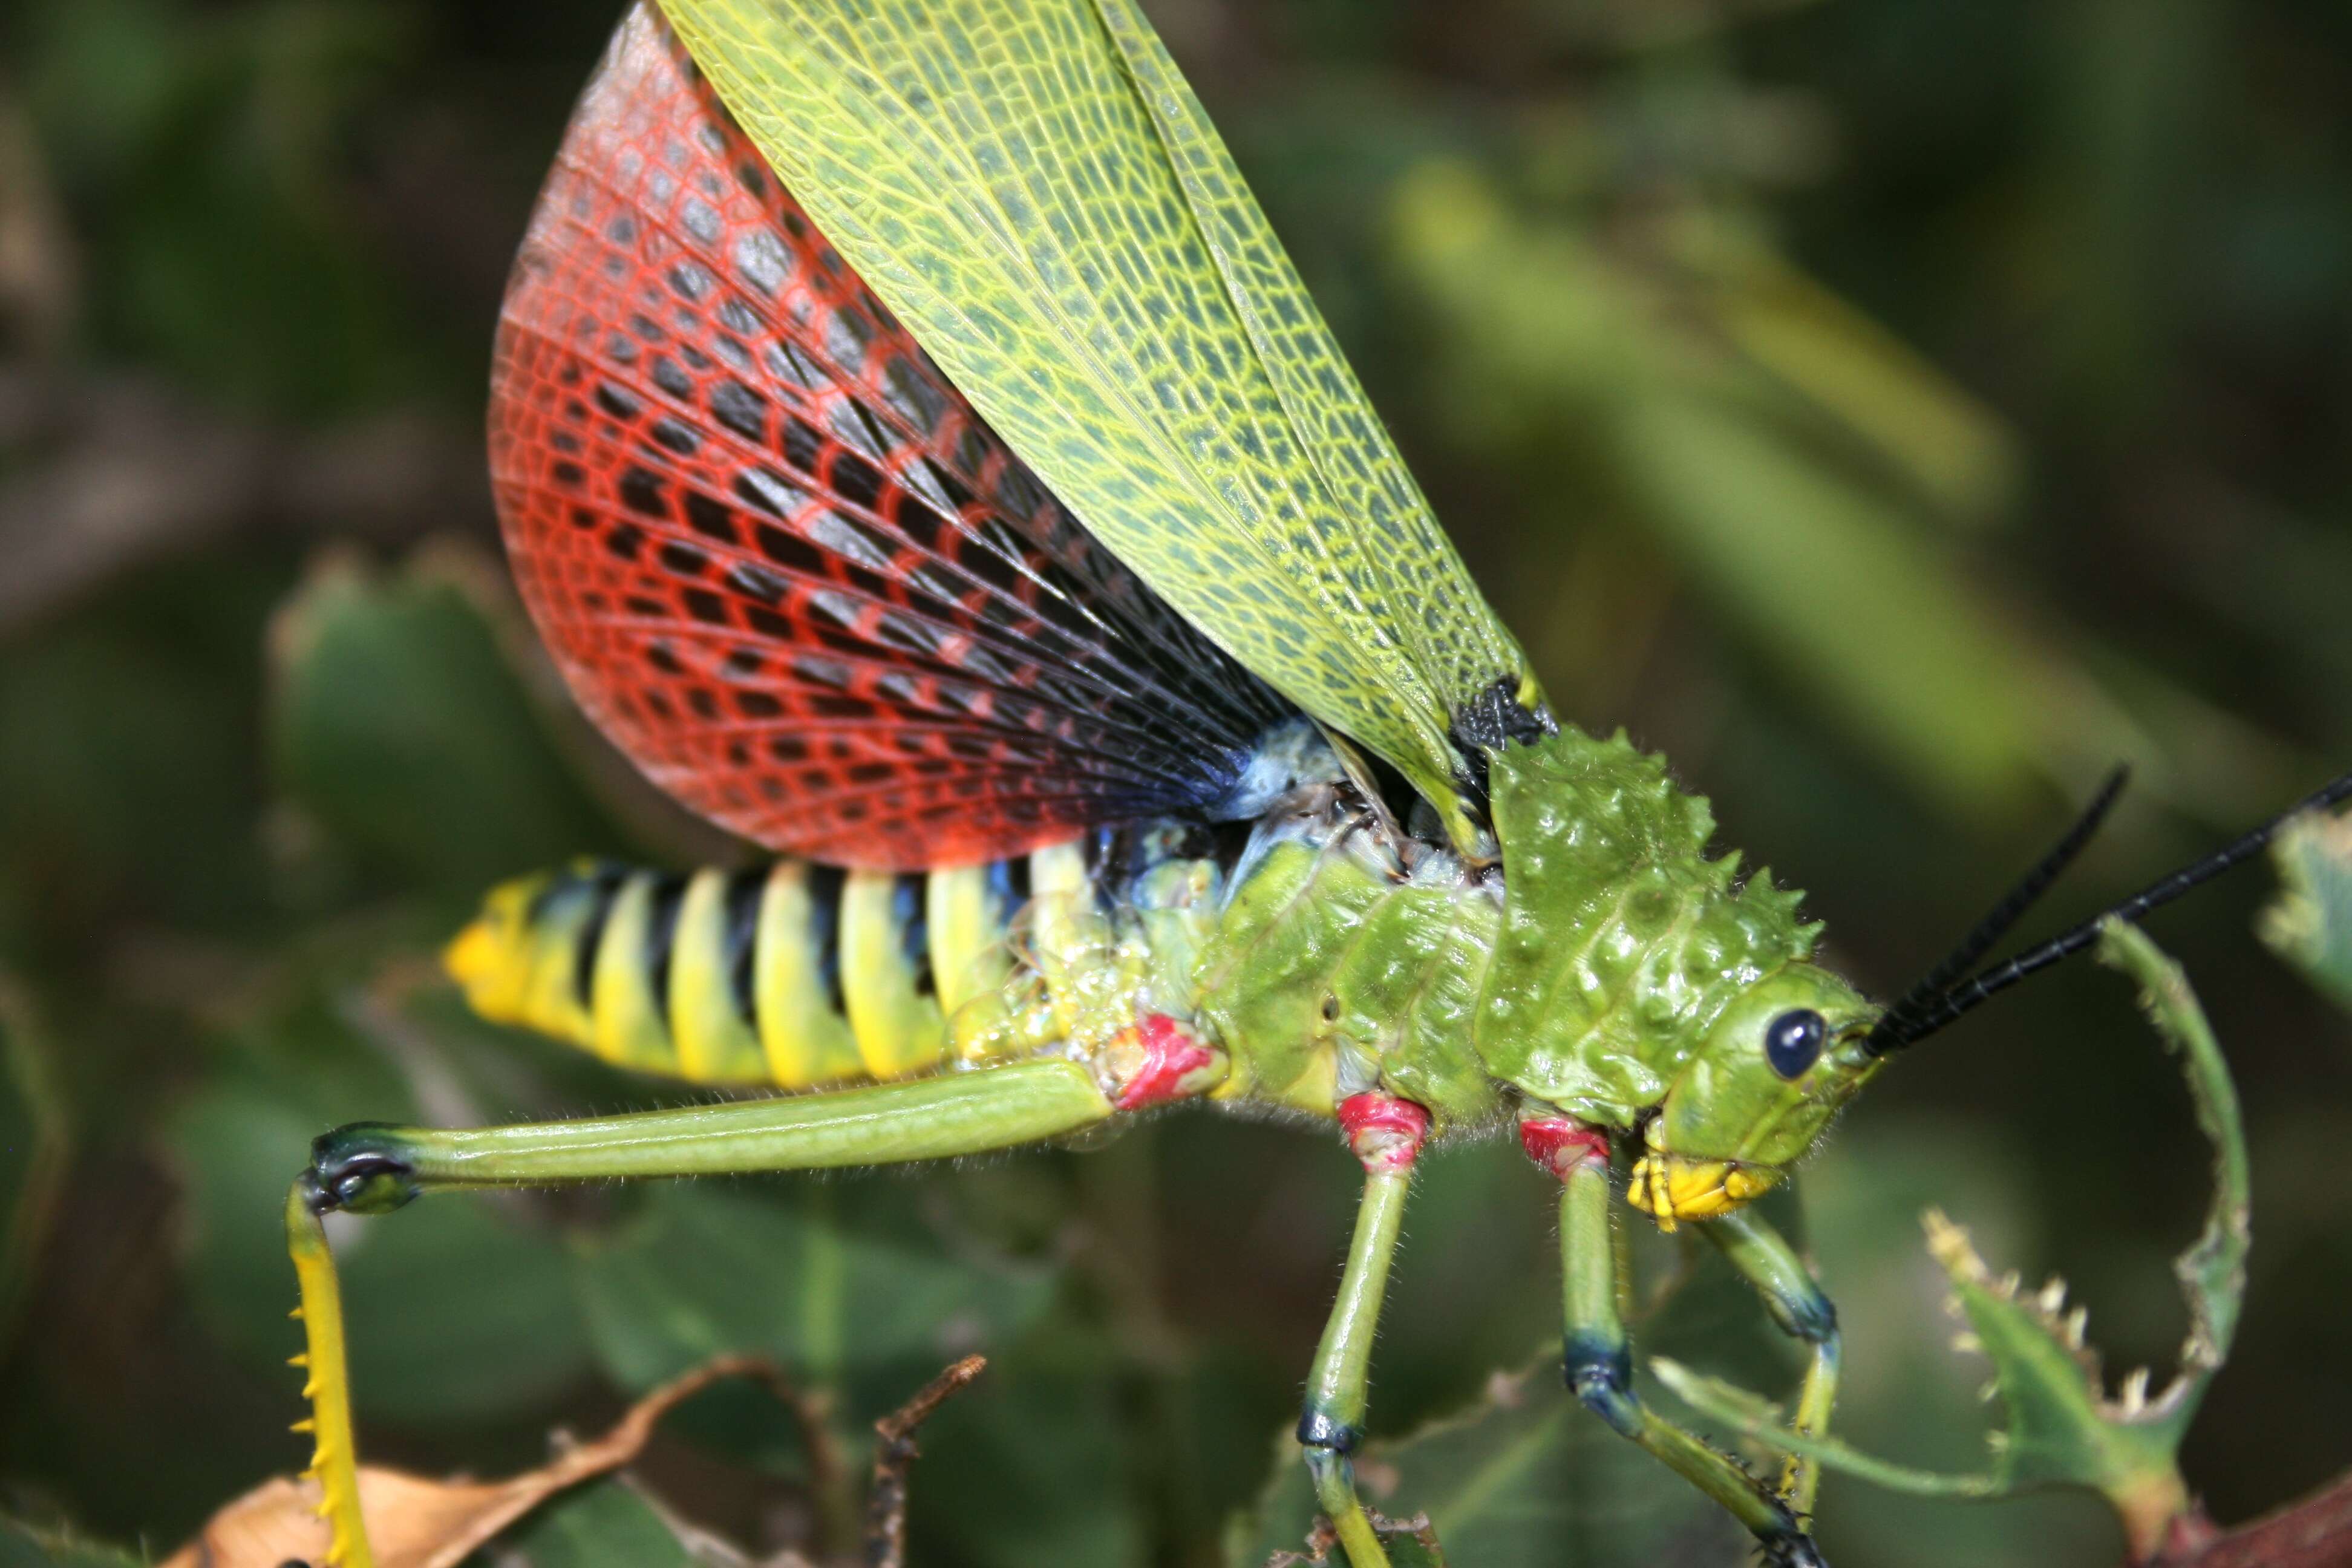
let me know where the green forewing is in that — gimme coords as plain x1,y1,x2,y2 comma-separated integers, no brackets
655,0,1536,835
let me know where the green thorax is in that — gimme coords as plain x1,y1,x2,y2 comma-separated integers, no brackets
1193,727,1821,1133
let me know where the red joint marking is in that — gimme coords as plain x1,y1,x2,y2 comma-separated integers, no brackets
1114,1013,1217,1111
1338,1093,1432,1171
1520,1116,1610,1181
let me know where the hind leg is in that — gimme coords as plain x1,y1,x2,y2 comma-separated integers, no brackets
287,1053,1217,1564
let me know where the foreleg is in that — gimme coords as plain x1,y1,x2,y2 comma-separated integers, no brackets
1702,1206,1840,1518
1522,1115,1823,1568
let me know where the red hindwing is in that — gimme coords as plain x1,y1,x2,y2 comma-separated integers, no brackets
488,5,1292,869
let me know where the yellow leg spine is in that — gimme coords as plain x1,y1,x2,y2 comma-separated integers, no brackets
284,1180,376,1568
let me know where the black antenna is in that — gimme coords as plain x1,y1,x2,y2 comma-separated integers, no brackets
1864,765,2131,1053
1878,765,2352,1050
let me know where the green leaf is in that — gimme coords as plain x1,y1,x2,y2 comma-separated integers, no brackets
1225,1359,1743,1568
569,1178,1060,1416
466,1478,697,1568
656,0,1534,846
0,1518,143,1568
2097,920,2248,1427
2261,809,2352,1012
269,546,633,906
909,1350,1147,1568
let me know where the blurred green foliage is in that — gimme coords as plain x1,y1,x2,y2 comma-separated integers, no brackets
2262,814,2352,1011
0,0,2348,1564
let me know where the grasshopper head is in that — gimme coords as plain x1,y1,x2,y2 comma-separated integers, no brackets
1627,964,1881,1228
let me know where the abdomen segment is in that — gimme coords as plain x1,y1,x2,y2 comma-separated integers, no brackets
445,854,1033,1089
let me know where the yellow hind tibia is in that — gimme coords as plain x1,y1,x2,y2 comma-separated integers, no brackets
284,1180,377,1568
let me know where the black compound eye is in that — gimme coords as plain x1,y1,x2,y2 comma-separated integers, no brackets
1763,1008,1826,1079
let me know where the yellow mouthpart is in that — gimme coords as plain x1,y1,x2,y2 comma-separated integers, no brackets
1625,1154,1780,1232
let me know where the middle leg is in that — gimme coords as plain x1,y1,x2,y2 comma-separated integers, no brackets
1295,1093,1430,1568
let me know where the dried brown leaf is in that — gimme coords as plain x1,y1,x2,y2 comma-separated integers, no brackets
163,1354,780,1568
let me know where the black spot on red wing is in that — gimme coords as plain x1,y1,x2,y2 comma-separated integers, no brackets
734,468,802,517
682,588,729,624
727,562,788,604
837,561,892,601
829,450,883,511
923,459,976,511
659,541,707,577
618,468,667,517
893,496,948,550
791,653,854,690
606,523,645,562
710,379,768,442
742,605,794,641
753,522,826,574
737,690,783,718
651,416,701,455
684,491,740,544
780,415,823,473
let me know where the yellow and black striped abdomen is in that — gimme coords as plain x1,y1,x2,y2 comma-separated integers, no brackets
443,853,1035,1089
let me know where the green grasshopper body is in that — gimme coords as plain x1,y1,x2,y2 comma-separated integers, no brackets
312,720,1870,1565
446,722,1872,1161
283,6,2328,1566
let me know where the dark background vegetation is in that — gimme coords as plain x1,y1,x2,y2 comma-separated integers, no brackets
1,0,2348,1564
